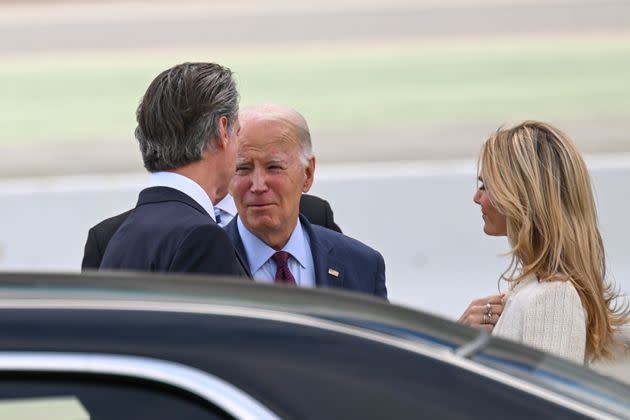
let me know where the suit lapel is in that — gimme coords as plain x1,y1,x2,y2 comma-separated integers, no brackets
301,215,345,289
224,219,253,279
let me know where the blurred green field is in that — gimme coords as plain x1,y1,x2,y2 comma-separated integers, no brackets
1,36,629,145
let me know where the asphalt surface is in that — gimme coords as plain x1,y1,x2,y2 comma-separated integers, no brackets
1,0,629,176
2,1,630,53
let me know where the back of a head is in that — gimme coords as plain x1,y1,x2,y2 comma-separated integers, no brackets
135,62,240,172
480,120,597,252
479,120,628,359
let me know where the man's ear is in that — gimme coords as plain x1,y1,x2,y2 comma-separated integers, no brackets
302,155,316,192
216,116,230,150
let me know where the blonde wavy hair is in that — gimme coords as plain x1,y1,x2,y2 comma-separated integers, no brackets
479,120,628,360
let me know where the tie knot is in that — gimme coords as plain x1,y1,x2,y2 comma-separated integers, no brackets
271,251,296,285
213,207,222,224
272,251,290,266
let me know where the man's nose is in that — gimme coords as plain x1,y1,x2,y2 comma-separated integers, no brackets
250,168,268,192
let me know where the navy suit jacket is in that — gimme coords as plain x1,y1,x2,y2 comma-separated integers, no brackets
224,215,387,298
100,186,248,277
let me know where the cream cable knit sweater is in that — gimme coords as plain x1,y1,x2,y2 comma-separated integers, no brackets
492,274,587,364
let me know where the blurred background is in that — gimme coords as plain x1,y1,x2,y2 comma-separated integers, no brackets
0,0,629,379
2,0,630,176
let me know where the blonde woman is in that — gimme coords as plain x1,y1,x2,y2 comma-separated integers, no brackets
461,121,628,364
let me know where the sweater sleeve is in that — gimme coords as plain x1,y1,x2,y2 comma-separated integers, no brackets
521,281,587,364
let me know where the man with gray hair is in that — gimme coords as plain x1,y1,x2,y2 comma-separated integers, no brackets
225,104,387,297
101,62,248,276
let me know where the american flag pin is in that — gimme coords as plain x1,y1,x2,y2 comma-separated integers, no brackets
328,268,339,277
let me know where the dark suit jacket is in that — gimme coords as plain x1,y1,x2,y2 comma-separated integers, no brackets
224,215,387,299
83,193,341,270
298,194,341,233
99,187,248,276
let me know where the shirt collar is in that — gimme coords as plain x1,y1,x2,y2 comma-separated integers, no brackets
215,194,237,218
148,171,216,221
237,216,309,273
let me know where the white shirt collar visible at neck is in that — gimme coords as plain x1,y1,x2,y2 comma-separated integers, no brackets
215,194,237,219
148,171,216,221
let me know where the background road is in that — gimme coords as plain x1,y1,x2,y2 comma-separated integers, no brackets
0,0,629,176
2,0,630,52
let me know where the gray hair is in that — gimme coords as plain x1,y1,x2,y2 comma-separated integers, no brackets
135,62,239,172
240,104,313,166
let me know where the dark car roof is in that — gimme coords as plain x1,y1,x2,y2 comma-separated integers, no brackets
0,272,628,419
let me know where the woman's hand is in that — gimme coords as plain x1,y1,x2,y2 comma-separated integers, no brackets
458,294,504,332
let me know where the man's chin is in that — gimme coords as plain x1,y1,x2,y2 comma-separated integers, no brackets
243,214,277,231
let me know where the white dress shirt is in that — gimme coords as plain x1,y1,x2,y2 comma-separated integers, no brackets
236,216,315,287
149,172,237,227
148,171,217,221
214,194,237,227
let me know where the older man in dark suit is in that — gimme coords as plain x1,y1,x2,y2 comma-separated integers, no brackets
225,105,387,298
100,62,247,276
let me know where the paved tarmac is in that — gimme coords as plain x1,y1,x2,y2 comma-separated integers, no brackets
1,0,629,176
2,0,630,53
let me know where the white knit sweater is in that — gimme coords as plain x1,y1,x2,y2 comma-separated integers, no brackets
492,274,587,364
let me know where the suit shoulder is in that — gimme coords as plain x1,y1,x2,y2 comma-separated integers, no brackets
91,209,134,232
299,194,325,219
175,222,235,259
300,193,326,207
311,225,381,257
187,220,226,235
163,216,224,243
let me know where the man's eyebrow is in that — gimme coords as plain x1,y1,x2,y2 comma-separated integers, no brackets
266,155,289,164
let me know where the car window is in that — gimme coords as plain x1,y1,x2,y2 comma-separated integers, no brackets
0,373,232,420
0,396,88,420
